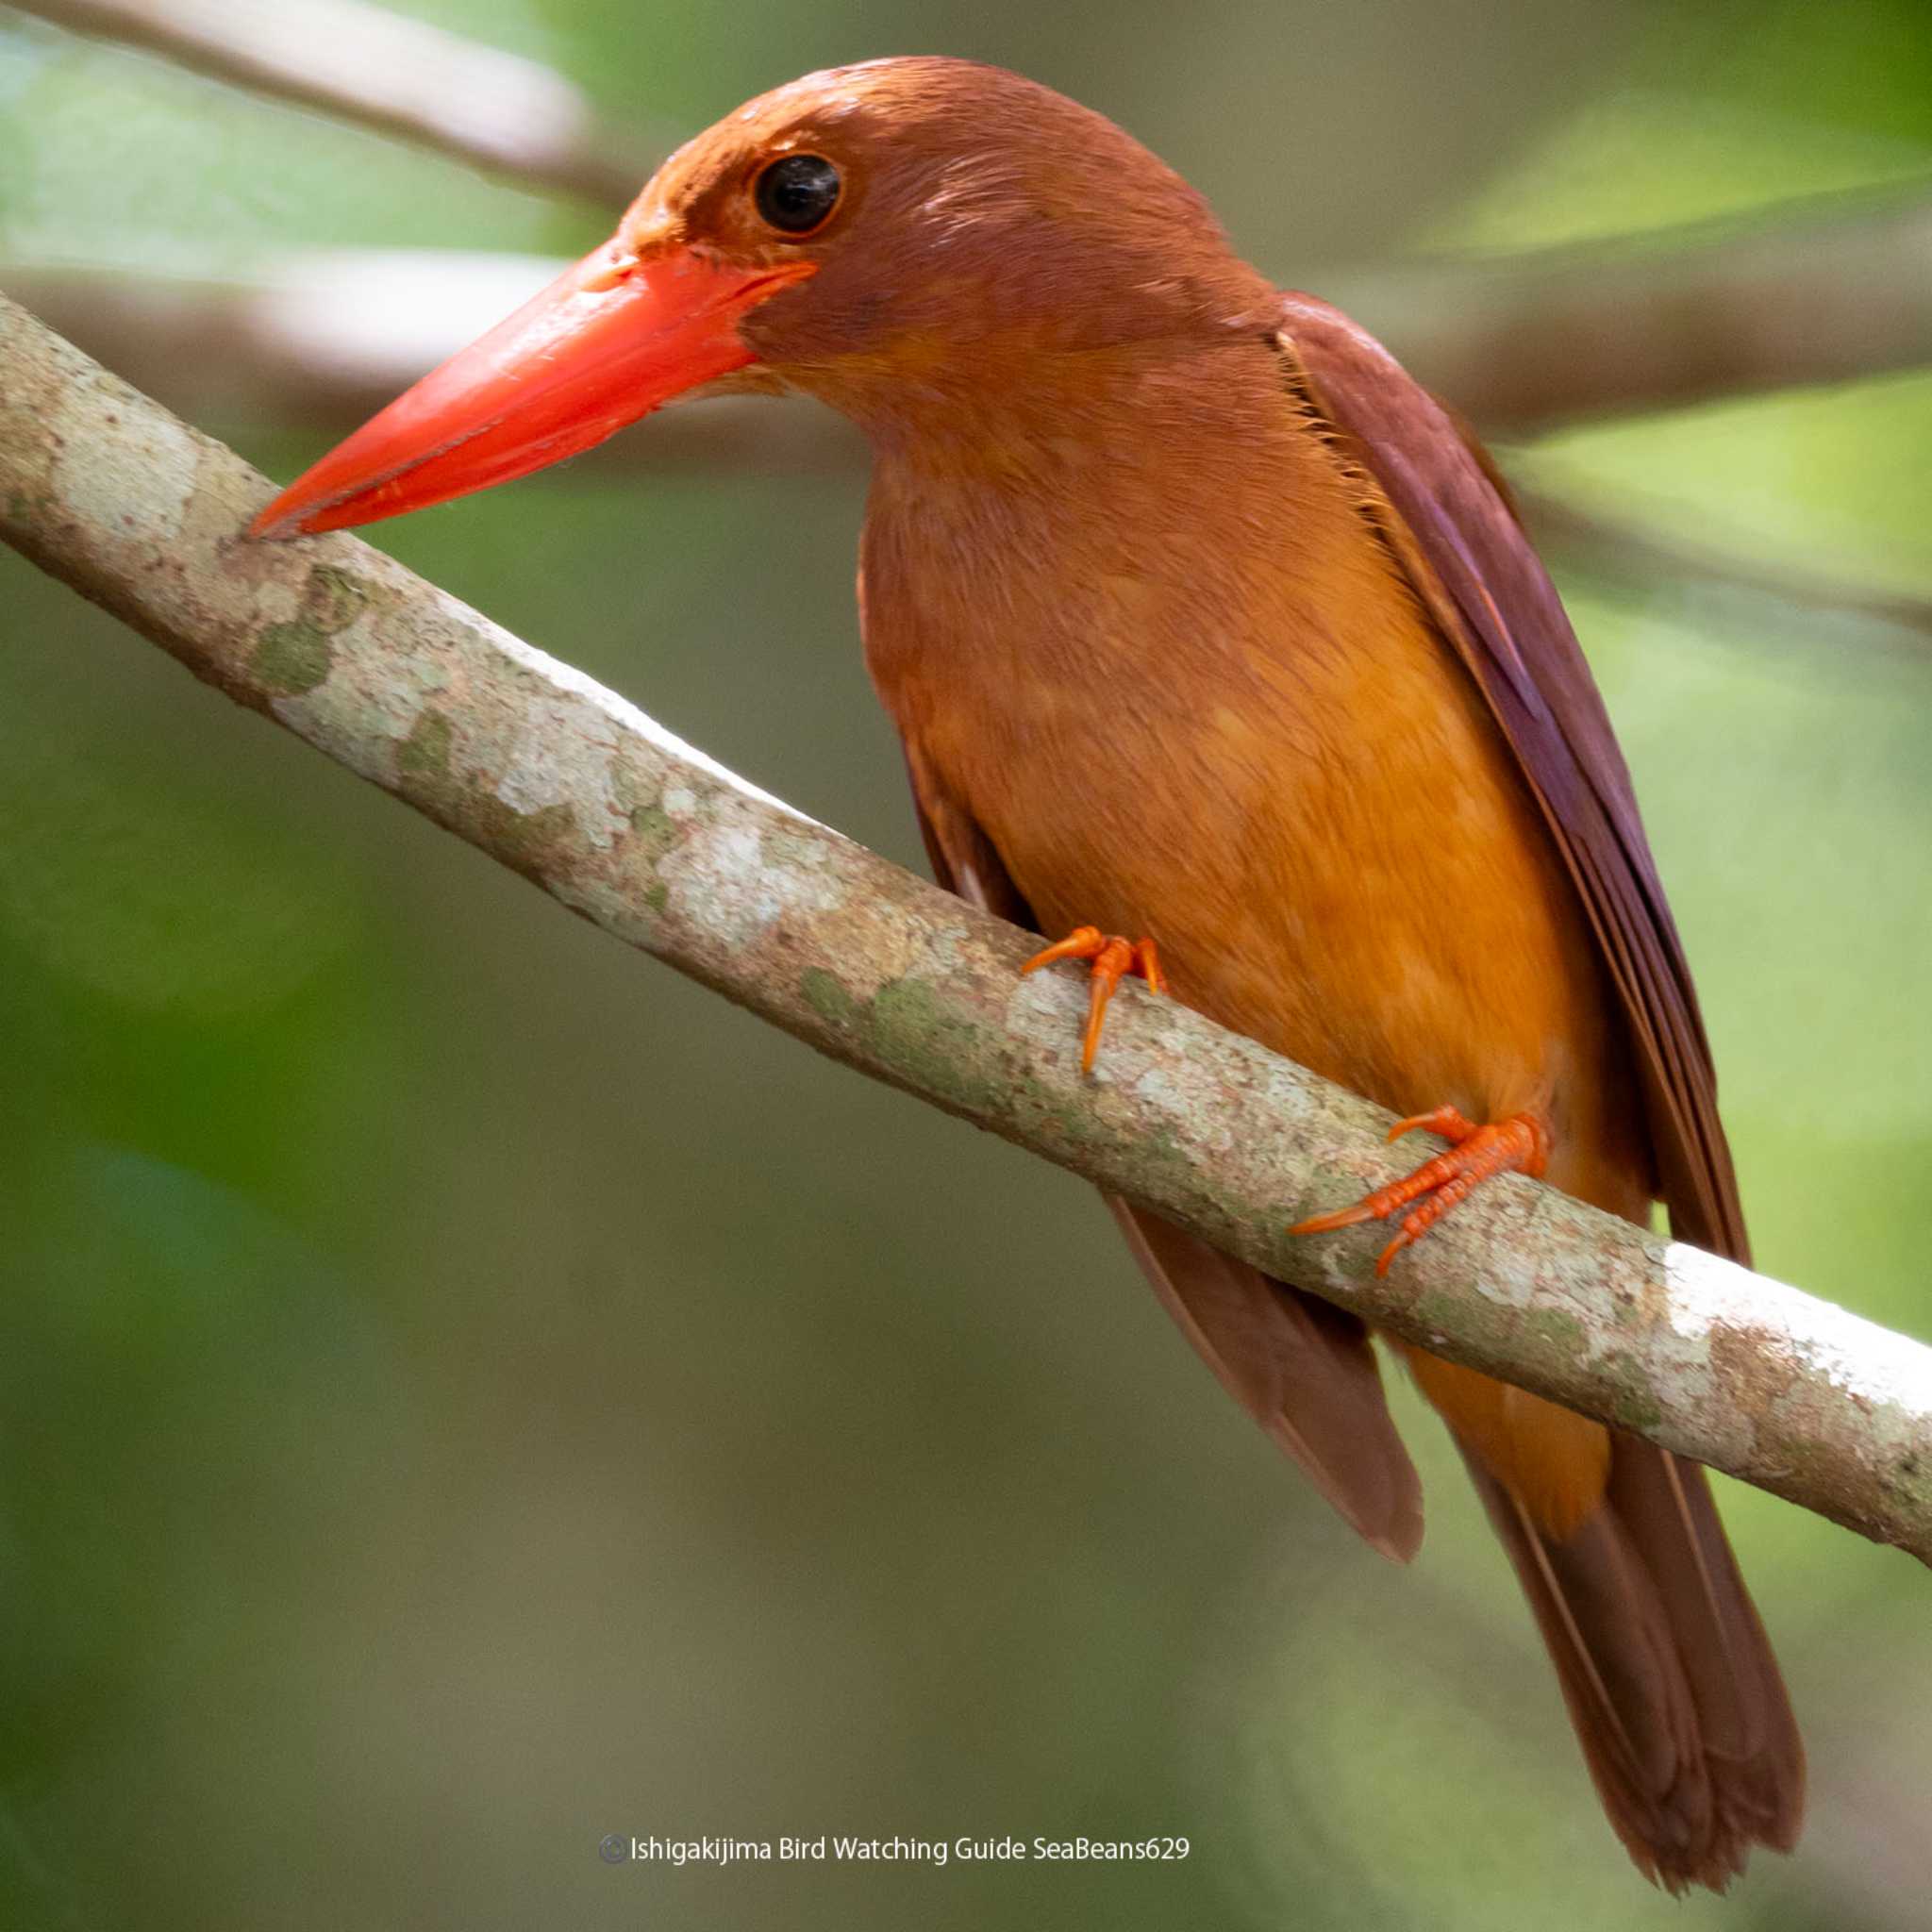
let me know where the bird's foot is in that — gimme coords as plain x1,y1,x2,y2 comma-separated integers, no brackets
1291,1106,1550,1276
1020,926,1166,1074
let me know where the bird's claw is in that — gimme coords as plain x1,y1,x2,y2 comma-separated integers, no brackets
1021,925,1166,1073
1291,1106,1550,1275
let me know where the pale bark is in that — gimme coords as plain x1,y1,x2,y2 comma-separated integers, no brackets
5,291,1931,1564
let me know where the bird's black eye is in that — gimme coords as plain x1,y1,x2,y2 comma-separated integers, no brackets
754,154,841,235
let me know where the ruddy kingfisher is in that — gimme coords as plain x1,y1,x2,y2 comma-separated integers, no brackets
253,56,1803,1888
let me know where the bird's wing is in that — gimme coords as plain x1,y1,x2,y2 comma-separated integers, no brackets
1274,299,1802,1884
1274,293,1747,1263
899,741,1424,1559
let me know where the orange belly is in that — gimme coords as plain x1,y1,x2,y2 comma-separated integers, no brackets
862,386,1652,1532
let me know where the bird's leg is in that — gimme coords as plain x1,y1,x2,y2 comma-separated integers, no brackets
1292,1106,1550,1277
1020,926,1166,1074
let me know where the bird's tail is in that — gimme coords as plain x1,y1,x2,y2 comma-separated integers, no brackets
1456,1430,1804,1891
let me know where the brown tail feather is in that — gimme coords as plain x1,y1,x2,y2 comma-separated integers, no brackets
1457,1433,1804,1891
1109,1201,1424,1560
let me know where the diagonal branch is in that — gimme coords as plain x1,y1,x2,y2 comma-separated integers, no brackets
8,0,659,207
5,290,1930,1563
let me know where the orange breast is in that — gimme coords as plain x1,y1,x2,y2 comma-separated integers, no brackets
860,343,1651,1529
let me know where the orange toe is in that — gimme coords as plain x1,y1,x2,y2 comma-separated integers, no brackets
1022,926,1165,1072
1291,1108,1550,1275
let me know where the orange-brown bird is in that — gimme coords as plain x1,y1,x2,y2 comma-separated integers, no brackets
253,57,1803,1888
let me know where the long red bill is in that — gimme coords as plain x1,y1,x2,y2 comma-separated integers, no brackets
250,242,816,539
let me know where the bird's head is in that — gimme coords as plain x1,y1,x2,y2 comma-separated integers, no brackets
251,57,1272,538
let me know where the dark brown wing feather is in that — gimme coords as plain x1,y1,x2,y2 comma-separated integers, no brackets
1274,293,1745,1262
1274,294,1802,1884
1106,1201,1423,1558
899,745,1424,1559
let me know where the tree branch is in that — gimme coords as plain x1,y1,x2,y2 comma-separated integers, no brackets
5,290,1930,1563
1375,180,1932,435
1521,487,1932,648
8,0,658,207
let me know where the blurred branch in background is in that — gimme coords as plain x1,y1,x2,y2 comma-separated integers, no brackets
12,0,1932,650
15,191,1932,440
8,290,1932,1566
13,0,1932,653
1391,182,1932,435
12,250,1928,648
7,0,661,207
10,0,1932,429
1521,487,1932,649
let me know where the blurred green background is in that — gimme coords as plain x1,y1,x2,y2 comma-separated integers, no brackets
3,1,1930,1927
